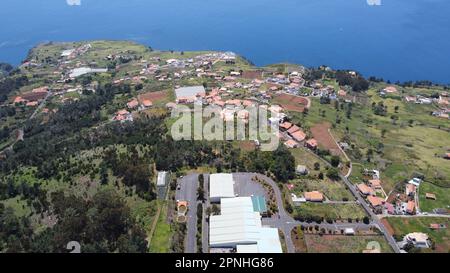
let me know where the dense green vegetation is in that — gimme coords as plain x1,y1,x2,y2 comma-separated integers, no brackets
0,40,448,253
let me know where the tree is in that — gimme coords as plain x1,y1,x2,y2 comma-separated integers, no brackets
330,156,340,167
326,168,340,180
211,204,220,215
313,162,320,171
362,216,370,225
318,172,324,180
197,187,205,202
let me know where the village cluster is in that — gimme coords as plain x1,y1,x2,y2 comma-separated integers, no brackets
4,42,448,253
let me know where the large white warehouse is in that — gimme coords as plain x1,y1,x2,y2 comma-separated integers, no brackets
209,173,235,203
209,197,282,253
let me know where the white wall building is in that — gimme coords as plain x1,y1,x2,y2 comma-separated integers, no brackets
209,173,235,203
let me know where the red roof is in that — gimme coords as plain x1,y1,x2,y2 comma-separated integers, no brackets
287,125,300,134
406,201,415,213
280,122,293,130
291,130,306,142
306,138,318,147
367,196,384,207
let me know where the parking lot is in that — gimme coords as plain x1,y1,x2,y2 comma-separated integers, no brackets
233,173,267,197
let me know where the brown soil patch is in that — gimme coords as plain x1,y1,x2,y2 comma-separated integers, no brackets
138,90,168,103
381,218,395,236
273,93,309,112
310,122,342,156
242,70,263,80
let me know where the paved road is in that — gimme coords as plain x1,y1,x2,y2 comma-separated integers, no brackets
250,173,377,253
252,173,297,253
201,174,210,253
299,147,402,253
175,174,199,253
341,176,401,253
380,214,450,218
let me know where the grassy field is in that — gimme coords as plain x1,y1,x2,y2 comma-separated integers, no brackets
289,147,326,176
290,178,355,201
418,182,450,212
384,217,450,252
149,202,172,253
295,203,366,221
292,85,450,193
291,226,308,253
304,235,393,253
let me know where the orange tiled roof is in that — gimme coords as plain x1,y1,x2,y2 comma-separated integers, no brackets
367,196,384,207
305,191,324,202
280,122,293,130
287,125,300,134
291,130,306,142
358,184,374,195
306,138,318,147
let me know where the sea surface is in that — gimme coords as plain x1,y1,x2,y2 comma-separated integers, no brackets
1,0,449,83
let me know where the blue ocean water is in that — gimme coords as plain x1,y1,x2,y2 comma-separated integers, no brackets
0,0,449,83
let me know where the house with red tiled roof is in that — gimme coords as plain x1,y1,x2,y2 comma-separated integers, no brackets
141,99,153,108
291,130,306,142
127,99,139,109
305,138,318,150
368,179,382,189
279,122,293,131
13,96,26,104
287,125,300,135
304,191,324,202
383,86,398,93
357,183,375,196
406,201,416,215
406,184,416,196
284,139,299,149
367,196,384,209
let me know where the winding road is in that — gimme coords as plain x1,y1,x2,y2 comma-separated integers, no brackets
250,173,382,253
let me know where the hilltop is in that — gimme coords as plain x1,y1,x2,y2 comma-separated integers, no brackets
0,40,449,253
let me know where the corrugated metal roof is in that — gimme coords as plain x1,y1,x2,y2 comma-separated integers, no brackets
209,197,282,253
209,173,235,199
157,171,168,186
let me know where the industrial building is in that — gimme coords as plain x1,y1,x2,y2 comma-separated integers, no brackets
209,173,236,203
209,197,282,253
174,85,206,103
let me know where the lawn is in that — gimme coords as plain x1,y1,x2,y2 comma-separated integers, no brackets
295,85,450,193
289,147,326,176
384,217,450,253
149,202,172,253
290,178,354,201
294,203,366,221
304,235,393,253
418,182,450,212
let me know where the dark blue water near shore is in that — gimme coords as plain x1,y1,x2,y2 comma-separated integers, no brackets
1,0,449,83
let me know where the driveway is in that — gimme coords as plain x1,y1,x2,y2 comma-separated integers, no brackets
175,173,199,253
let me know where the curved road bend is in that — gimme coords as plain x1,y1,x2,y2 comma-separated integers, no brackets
253,173,400,253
